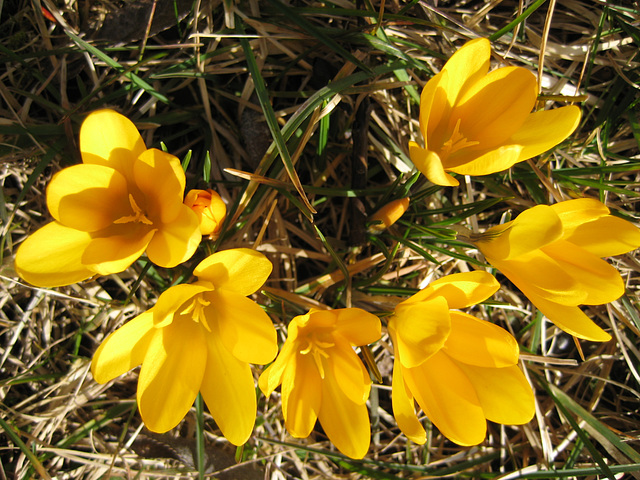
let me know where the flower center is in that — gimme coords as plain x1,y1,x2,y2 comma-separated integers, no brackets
440,118,480,160
179,294,212,331
299,332,334,379
114,194,153,225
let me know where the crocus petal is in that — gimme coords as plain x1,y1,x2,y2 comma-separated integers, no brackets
439,37,491,108
133,148,186,223
456,363,535,425
492,251,587,306
82,226,156,275
318,368,371,459
444,311,519,368
152,283,210,327
282,353,322,439
206,290,277,365
329,337,371,405
476,205,563,261
406,270,499,309
511,105,581,162
79,109,146,180
420,70,450,149
447,143,522,175
258,338,297,396
392,297,451,368
200,325,257,446
403,351,486,446
47,164,130,232
145,204,200,268
15,222,94,287
91,311,154,383
542,241,625,305
137,318,207,433
454,66,537,148
194,248,272,296
562,216,640,257
529,295,612,342
390,354,426,445
551,197,609,228
409,143,459,186
333,308,381,346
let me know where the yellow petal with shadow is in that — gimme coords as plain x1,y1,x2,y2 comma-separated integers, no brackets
200,324,257,446
194,248,273,296
318,365,371,459
47,164,130,232
15,221,94,287
444,311,519,368
145,204,200,268
206,290,277,364
82,225,155,275
403,351,486,446
456,362,535,425
91,311,154,383
79,109,146,180
409,142,459,186
137,317,207,433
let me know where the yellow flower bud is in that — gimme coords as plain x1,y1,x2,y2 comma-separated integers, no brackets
368,197,410,233
184,189,227,238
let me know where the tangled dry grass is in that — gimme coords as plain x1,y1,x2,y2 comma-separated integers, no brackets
1,0,640,478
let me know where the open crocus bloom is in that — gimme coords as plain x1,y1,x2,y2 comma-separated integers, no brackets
92,249,278,445
259,308,381,459
388,271,534,446
15,109,201,287
409,38,581,186
473,198,640,342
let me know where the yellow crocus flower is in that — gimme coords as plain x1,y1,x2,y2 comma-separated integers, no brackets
473,198,640,342
368,197,410,233
92,248,278,445
259,308,381,459
15,109,201,287
389,271,534,446
410,38,581,186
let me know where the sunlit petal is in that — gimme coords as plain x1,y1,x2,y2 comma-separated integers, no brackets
318,368,371,459
529,295,612,342
329,337,371,405
455,66,537,147
134,148,186,223
542,241,625,305
403,351,486,446
476,205,563,261
406,270,499,309
82,226,155,275
447,143,522,175
194,248,273,296
390,354,426,445
391,297,451,368
137,318,207,433
439,37,491,108
206,290,277,364
409,143,459,186
456,363,535,425
145,205,200,268
79,109,146,180
444,311,519,368
560,215,640,257
512,106,581,162
15,222,94,287
47,164,130,232
91,312,154,383
333,308,381,346
282,353,322,439
200,325,257,446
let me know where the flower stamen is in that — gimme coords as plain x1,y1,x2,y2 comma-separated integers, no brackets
180,295,212,331
440,118,480,159
114,194,154,225
300,333,334,379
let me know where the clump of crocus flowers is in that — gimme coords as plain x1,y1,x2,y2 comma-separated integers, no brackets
13,35,640,462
